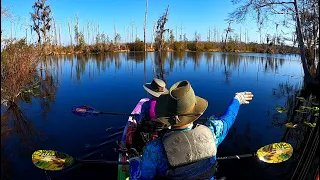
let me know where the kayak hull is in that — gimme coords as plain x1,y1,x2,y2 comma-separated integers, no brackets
117,98,149,180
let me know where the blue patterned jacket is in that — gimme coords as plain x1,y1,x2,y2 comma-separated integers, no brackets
130,98,241,180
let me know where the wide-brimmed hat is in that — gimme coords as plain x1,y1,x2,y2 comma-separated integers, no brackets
155,80,208,127
143,78,168,97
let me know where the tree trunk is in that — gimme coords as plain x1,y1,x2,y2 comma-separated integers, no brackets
151,21,156,49
144,0,148,52
68,20,73,47
293,0,317,85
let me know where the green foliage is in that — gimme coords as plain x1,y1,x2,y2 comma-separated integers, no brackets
127,40,144,51
173,41,185,51
114,33,121,44
1,39,29,66
74,23,80,45
1,38,38,103
203,42,215,51
77,32,85,50
187,42,197,51
225,39,237,52
169,30,175,43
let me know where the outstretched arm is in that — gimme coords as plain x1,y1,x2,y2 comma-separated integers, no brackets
205,92,253,147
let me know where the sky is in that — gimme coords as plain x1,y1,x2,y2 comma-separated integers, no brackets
1,0,288,45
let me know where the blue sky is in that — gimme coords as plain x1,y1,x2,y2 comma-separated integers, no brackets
1,0,283,45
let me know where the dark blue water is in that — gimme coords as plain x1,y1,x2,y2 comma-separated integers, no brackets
1,52,304,180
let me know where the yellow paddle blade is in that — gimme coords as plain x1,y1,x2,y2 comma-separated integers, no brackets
303,121,316,128
32,150,75,171
256,142,293,163
275,106,287,113
285,122,298,128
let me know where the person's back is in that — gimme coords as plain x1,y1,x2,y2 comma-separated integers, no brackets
137,78,167,124
129,80,254,180
133,78,168,151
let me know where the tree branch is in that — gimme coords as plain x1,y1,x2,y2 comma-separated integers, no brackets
255,1,294,8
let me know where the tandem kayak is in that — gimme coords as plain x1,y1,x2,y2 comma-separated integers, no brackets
117,98,149,180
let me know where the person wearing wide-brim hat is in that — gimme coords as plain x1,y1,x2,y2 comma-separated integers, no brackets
143,78,168,98
129,80,254,180
138,78,168,124
132,78,168,152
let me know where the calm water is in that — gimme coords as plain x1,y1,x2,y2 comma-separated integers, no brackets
1,52,304,180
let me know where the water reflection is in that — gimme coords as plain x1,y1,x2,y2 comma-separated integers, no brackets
41,52,296,84
1,52,305,180
1,64,59,179
269,81,319,179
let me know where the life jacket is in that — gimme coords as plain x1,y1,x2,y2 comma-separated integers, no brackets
161,125,218,180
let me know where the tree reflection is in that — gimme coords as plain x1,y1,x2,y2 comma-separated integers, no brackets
154,52,168,82
41,52,289,85
126,52,146,63
1,64,58,179
221,54,231,85
187,52,202,71
270,81,319,179
173,52,187,70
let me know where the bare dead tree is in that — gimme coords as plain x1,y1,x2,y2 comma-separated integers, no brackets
240,26,242,42
87,20,90,45
1,6,12,19
208,27,211,42
67,18,73,47
25,18,28,43
135,27,138,41
213,26,217,42
151,21,156,49
155,5,169,51
180,24,183,41
58,23,61,46
30,0,52,45
130,19,134,43
53,19,57,46
74,14,79,46
144,0,148,51
224,19,234,50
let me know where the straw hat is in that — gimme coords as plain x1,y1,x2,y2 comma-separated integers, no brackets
143,78,168,97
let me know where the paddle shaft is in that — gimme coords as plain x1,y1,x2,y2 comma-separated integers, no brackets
74,153,256,165
76,159,129,165
217,153,256,160
93,111,211,120
99,112,134,116
73,106,209,118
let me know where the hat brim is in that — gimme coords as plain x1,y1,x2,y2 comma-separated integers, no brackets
143,83,168,97
155,92,208,127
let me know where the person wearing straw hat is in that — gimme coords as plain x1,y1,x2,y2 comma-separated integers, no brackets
133,78,169,152
137,78,168,126
129,80,254,180
139,78,168,122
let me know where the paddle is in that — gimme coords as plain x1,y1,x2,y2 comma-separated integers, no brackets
32,142,293,171
71,105,136,117
71,105,216,120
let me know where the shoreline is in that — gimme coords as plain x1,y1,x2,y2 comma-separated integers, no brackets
50,49,299,56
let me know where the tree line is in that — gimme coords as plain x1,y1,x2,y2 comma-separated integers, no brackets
1,0,319,108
